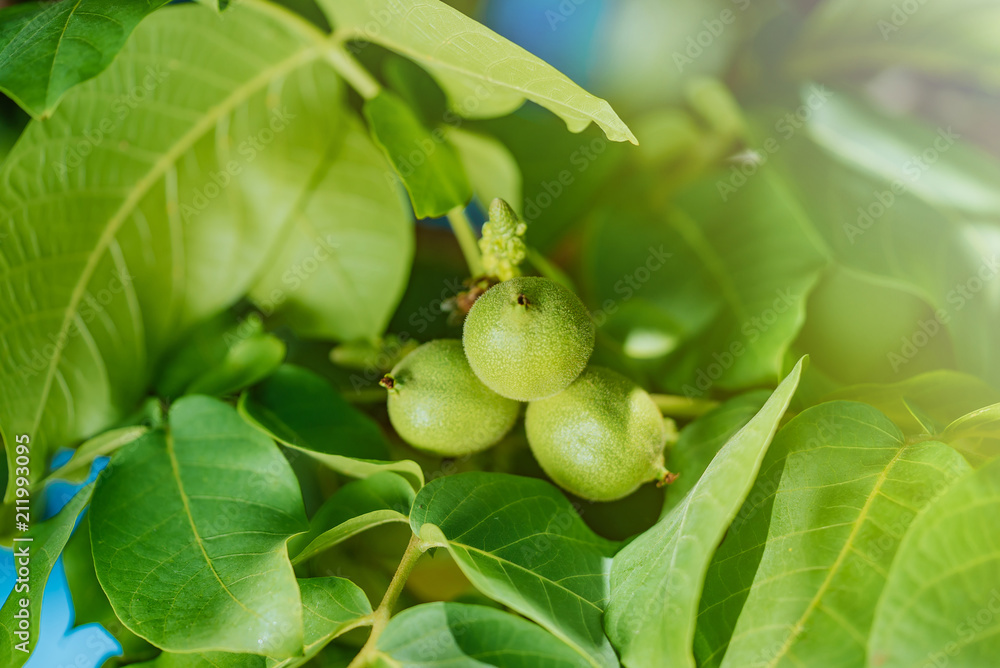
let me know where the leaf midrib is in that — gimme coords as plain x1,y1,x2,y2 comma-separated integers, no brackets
165,427,261,620
447,540,605,668
760,442,909,668
27,1,329,448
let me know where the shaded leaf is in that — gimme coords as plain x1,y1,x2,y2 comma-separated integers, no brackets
0,0,170,118
605,359,803,668
290,472,414,564
89,396,307,657
364,90,470,219
237,365,423,488
376,602,593,667
248,113,413,340
410,472,619,668
446,126,523,214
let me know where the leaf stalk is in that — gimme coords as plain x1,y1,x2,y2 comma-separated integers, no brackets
446,206,486,276
347,533,426,668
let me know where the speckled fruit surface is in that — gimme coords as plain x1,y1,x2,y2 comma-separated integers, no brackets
463,276,595,401
385,339,520,456
526,366,667,501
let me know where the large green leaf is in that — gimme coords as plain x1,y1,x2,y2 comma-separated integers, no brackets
0,484,93,667
0,0,170,118
375,602,594,667
698,402,970,668
584,173,826,395
318,0,636,143
0,0,406,498
363,90,470,219
290,472,414,564
791,0,1000,93
0,0,327,496
662,390,771,515
237,365,424,488
410,472,619,668
247,111,413,339
89,395,308,657
605,359,803,668
868,458,1000,667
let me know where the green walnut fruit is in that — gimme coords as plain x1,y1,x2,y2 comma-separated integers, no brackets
382,339,519,456
463,277,595,401
525,366,670,502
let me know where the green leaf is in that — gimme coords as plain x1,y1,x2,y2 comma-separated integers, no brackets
364,90,471,219
699,402,970,668
290,472,414,564
868,458,1000,667
585,173,826,394
0,0,349,498
319,0,637,143
155,312,285,398
410,472,619,668
0,0,170,118
605,358,804,668
273,577,373,668
133,578,371,668
446,126,523,214
939,402,1000,467
136,653,261,668
375,602,595,667
89,395,308,657
662,390,771,515
824,370,1000,436
187,334,285,397
0,483,93,667
247,112,413,340
238,365,423,488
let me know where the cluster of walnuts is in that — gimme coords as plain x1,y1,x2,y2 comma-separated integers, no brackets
381,276,670,501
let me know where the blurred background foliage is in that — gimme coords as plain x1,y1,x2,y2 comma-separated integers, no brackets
363,0,1000,399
